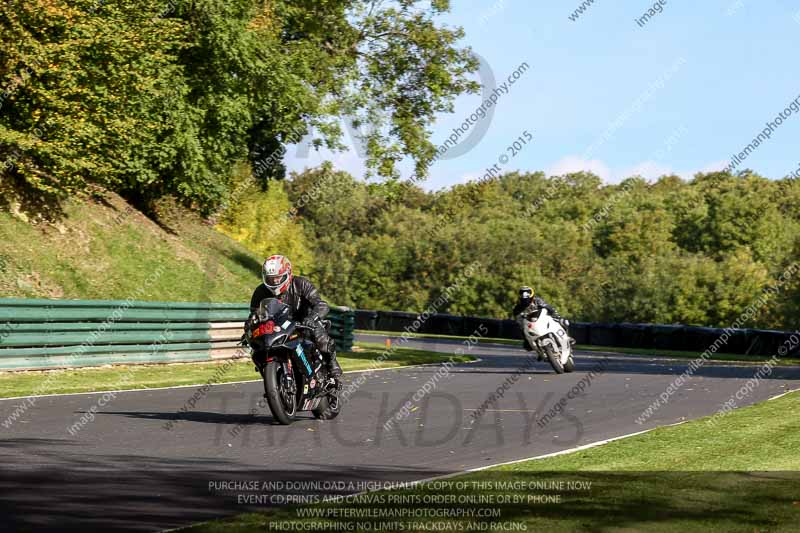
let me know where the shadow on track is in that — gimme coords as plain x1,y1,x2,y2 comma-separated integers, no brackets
0,449,454,532
99,410,280,426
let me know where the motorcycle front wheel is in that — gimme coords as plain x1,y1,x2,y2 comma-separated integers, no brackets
264,361,297,425
544,344,565,374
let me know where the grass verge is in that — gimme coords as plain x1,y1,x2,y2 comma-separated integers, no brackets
0,344,475,399
186,390,800,532
358,330,800,365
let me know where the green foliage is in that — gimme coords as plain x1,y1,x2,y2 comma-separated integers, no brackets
0,0,477,214
216,165,314,275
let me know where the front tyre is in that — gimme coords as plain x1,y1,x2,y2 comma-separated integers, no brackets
544,344,565,374
265,361,297,425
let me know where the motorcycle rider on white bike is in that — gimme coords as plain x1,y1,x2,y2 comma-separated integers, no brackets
513,286,575,359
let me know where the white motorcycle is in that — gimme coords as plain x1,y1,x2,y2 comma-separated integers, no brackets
518,305,576,374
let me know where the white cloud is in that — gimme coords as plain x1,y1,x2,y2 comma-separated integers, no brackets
546,156,612,181
544,157,730,184
620,160,674,181
285,143,735,190
693,160,728,175
458,172,480,184
621,160,730,181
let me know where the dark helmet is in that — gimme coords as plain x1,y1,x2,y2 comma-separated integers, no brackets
519,286,533,301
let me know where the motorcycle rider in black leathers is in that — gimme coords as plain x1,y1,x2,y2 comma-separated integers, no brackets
513,286,574,353
248,255,342,377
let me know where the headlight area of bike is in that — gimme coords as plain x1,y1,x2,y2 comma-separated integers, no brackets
252,320,276,338
250,321,293,351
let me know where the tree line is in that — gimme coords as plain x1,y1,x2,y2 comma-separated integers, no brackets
221,165,800,330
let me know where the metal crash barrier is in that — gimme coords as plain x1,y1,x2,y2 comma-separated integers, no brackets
0,298,354,371
354,309,797,357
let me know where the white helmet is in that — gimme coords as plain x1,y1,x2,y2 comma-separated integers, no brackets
261,255,293,296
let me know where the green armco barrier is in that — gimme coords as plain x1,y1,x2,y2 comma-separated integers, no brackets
0,298,355,370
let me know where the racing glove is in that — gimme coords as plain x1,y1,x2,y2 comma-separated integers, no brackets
302,314,320,328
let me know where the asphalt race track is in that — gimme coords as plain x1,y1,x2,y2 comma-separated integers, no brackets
1,334,799,531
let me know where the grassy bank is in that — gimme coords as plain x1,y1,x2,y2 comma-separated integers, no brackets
187,390,800,532
0,345,474,399
0,191,262,302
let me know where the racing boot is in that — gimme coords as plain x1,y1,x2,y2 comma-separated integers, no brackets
327,352,343,378
314,326,342,378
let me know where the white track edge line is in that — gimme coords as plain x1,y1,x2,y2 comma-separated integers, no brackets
365,388,800,494
339,423,690,502
343,387,800,499
163,422,676,533
163,390,798,531
766,388,798,401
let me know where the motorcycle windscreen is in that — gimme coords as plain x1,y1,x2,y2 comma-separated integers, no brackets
257,298,290,322
527,307,543,320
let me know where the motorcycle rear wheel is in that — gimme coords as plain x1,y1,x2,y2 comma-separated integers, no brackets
312,391,341,421
564,355,576,373
265,361,297,425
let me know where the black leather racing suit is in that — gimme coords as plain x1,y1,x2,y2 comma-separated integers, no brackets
249,276,335,357
512,295,558,319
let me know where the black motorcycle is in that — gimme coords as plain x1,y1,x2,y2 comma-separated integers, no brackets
243,298,341,425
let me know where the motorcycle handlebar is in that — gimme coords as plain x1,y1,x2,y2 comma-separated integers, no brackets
244,319,315,335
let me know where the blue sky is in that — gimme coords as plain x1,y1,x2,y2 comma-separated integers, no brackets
286,0,800,189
